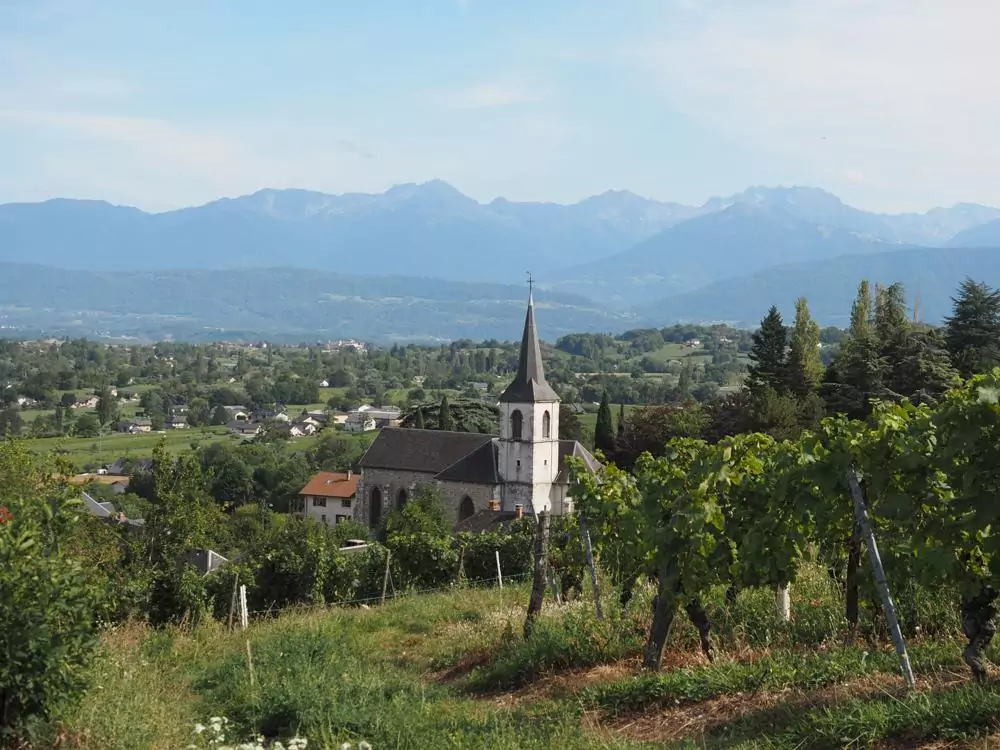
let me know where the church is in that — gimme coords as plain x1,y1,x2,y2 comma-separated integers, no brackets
355,294,600,529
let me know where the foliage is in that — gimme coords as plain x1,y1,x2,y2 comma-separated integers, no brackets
945,277,1000,377
594,392,615,455
0,441,101,744
745,305,788,395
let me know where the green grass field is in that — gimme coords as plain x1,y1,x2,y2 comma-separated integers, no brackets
27,427,235,469
55,563,1000,750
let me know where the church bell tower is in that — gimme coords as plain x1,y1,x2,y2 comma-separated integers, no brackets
497,291,560,514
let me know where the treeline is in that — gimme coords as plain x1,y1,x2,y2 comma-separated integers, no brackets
592,277,1000,466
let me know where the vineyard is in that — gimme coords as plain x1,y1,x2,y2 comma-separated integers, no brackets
569,369,1000,686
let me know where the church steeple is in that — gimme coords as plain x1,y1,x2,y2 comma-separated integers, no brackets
499,293,559,404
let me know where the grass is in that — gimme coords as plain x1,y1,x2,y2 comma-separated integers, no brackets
26,427,232,469
51,564,1000,749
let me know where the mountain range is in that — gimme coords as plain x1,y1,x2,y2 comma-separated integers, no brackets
2,182,1000,340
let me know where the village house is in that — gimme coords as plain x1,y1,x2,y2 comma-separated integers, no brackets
166,415,188,429
344,412,377,433
227,420,263,437
356,295,600,529
297,471,360,526
73,395,100,409
118,417,153,434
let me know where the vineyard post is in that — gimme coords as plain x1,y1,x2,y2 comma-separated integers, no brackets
775,584,791,623
238,584,248,631
524,510,550,639
495,550,503,589
847,468,916,690
381,548,392,606
579,517,604,620
227,571,239,631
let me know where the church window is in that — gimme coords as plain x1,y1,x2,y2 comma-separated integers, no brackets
459,496,476,521
511,409,523,440
370,487,383,526
396,488,408,509
542,410,551,438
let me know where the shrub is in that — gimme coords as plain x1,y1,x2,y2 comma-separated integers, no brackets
0,441,101,744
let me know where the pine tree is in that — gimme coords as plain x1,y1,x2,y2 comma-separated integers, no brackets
945,278,1000,377
746,306,788,396
617,403,626,441
415,406,426,429
594,392,615,454
438,395,454,431
786,297,822,396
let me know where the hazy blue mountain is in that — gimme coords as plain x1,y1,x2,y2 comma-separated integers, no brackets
639,246,1000,328
883,203,1000,246
0,263,635,343
0,182,695,283
946,217,1000,247
551,203,896,307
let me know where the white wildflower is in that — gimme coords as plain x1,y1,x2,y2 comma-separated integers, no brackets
340,744,352,750
359,742,372,750
194,724,207,735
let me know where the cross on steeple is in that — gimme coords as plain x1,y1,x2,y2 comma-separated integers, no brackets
527,271,534,298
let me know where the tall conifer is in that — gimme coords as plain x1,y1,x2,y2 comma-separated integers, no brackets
595,392,615,454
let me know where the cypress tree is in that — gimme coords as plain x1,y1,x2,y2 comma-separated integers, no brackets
945,278,1000,377
415,406,425,429
617,403,626,441
594,392,615,454
438,395,454,431
746,306,788,396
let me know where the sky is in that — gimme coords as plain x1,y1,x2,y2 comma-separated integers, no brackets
1,0,998,213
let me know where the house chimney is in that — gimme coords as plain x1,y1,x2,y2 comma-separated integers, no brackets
347,469,352,479
488,499,500,512
514,504,524,520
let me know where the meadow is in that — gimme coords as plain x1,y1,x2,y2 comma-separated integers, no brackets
55,563,1000,750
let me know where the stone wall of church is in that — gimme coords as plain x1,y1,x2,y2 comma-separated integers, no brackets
356,468,501,527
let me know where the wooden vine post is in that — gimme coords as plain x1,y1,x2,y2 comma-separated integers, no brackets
846,468,916,690
523,510,551,639
579,516,604,621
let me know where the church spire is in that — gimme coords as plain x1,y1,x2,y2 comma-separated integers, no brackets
499,291,559,404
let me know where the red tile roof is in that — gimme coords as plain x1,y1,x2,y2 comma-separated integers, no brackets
299,471,359,499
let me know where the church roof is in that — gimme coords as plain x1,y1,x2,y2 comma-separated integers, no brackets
499,295,560,404
358,428,492,474
434,440,500,484
358,428,600,487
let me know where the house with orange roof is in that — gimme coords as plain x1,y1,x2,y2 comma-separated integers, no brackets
297,471,360,526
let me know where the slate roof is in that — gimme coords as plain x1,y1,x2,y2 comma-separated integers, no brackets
499,295,560,404
358,428,599,486
358,428,493,474
434,440,500,485
454,510,519,534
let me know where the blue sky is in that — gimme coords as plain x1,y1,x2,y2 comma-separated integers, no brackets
1,0,996,212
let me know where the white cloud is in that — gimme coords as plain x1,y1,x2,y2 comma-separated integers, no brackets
627,0,1000,210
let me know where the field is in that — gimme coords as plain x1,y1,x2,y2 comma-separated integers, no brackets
57,563,1000,750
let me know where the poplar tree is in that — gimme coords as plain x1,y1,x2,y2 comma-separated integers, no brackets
785,297,822,397
438,395,454,431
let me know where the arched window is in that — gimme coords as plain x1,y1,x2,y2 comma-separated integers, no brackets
370,487,383,527
542,410,551,439
459,496,476,521
396,487,408,509
511,409,523,440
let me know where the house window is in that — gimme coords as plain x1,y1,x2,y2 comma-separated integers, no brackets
321,514,327,524
511,409,523,440
396,488,408,509
342,498,352,509
336,514,351,524
542,410,551,438
459,496,476,521
314,497,327,508
370,487,383,526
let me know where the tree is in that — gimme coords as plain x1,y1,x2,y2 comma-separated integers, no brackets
0,407,23,438
746,306,788,396
822,280,883,418
211,404,230,426
307,433,366,472
558,408,583,442
74,413,101,438
677,359,694,398
95,387,118,428
187,397,211,427
617,403,626,442
384,483,450,537
785,297,822,396
438,395,454,431
945,278,1000,377
594,392,615,455
415,406,426,430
